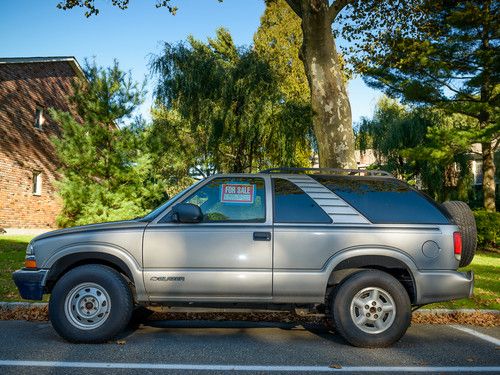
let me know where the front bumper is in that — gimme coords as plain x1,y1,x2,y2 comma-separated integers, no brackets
12,269,48,300
414,270,474,305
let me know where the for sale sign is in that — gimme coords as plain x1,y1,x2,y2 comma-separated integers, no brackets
220,183,255,204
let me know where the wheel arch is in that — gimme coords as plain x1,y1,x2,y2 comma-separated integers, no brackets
45,252,135,293
325,251,418,304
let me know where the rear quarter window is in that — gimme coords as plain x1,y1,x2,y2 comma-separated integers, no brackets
311,176,450,225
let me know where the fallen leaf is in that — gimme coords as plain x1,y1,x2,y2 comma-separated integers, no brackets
116,340,126,345
329,364,342,369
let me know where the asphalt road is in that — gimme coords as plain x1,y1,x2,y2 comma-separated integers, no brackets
0,320,498,374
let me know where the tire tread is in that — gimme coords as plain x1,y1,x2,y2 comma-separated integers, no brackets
49,264,133,343
330,269,411,348
442,201,477,267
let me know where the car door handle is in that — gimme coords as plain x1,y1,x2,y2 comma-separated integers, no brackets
253,231,271,241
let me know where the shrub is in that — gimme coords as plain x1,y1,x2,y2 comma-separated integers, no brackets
474,210,500,251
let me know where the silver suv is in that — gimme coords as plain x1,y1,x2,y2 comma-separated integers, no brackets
13,168,475,347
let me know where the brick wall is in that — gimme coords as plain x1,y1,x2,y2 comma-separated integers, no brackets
0,61,78,228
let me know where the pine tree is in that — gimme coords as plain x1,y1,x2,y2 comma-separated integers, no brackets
359,0,499,211
50,60,168,226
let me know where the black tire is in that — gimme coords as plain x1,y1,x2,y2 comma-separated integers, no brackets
49,264,133,343
323,290,336,332
129,306,154,327
442,201,477,267
330,270,411,348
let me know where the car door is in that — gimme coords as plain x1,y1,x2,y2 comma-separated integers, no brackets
143,175,273,302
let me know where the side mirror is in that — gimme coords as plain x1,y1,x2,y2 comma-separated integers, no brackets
171,203,203,224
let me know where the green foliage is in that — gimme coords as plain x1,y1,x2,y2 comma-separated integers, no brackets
254,0,318,157
56,0,425,170
357,97,474,201
474,210,500,251
51,60,168,227
357,0,499,210
57,0,180,17
254,0,309,103
0,235,34,301
358,0,499,126
149,28,313,174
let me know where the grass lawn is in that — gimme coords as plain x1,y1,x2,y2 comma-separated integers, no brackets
0,235,34,301
426,252,500,310
0,235,498,309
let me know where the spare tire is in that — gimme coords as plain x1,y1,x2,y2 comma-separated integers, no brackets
441,201,477,267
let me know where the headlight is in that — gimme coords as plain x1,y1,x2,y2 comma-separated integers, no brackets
26,241,35,255
25,241,37,268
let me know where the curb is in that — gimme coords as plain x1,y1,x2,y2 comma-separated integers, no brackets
413,308,499,315
0,302,48,309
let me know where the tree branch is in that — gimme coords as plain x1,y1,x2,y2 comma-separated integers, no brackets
284,0,302,18
328,0,354,21
193,166,207,179
419,70,480,102
493,137,500,152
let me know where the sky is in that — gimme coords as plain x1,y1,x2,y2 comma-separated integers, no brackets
0,0,381,124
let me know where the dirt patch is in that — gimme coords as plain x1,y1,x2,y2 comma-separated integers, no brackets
1,304,498,327
0,304,48,321
412,310,500,327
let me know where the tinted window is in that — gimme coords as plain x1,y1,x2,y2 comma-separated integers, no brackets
273,178,332,224
182,177,266,223
311,176,450,224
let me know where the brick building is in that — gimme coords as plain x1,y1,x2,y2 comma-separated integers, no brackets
0,57,84,229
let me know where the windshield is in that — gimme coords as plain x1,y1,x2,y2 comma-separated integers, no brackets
139,180,204,221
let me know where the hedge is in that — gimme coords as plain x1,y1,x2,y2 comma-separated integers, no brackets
474,210,500,251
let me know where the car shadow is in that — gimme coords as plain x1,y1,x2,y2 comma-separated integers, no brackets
118,318,347,345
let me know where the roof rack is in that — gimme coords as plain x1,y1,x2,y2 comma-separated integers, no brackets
259,167,393,177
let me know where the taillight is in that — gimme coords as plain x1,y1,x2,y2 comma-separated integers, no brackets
453,231,462,261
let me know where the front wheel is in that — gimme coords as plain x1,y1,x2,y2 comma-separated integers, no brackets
330,270,411,348
49,264,133,343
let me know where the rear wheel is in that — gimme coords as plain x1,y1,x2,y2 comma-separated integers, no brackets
330,270,411,348
49,264,133,343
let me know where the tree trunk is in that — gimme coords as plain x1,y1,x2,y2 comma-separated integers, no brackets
298,0,356,169
478,12,495,211
482,141,496,212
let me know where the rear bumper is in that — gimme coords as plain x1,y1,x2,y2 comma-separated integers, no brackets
12,269,48,301
414,270,474,305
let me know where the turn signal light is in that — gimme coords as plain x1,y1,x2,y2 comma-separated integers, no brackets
453,232,462,261
24,257,37,269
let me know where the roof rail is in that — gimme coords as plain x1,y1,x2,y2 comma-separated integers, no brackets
259,167,393,177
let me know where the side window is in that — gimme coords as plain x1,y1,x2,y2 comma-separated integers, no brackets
273,178,332,224
311,175,450,224
183,177,266,223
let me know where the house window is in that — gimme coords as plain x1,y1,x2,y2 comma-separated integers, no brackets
34,107,44,129
472,160,483,185
32,172,42,195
